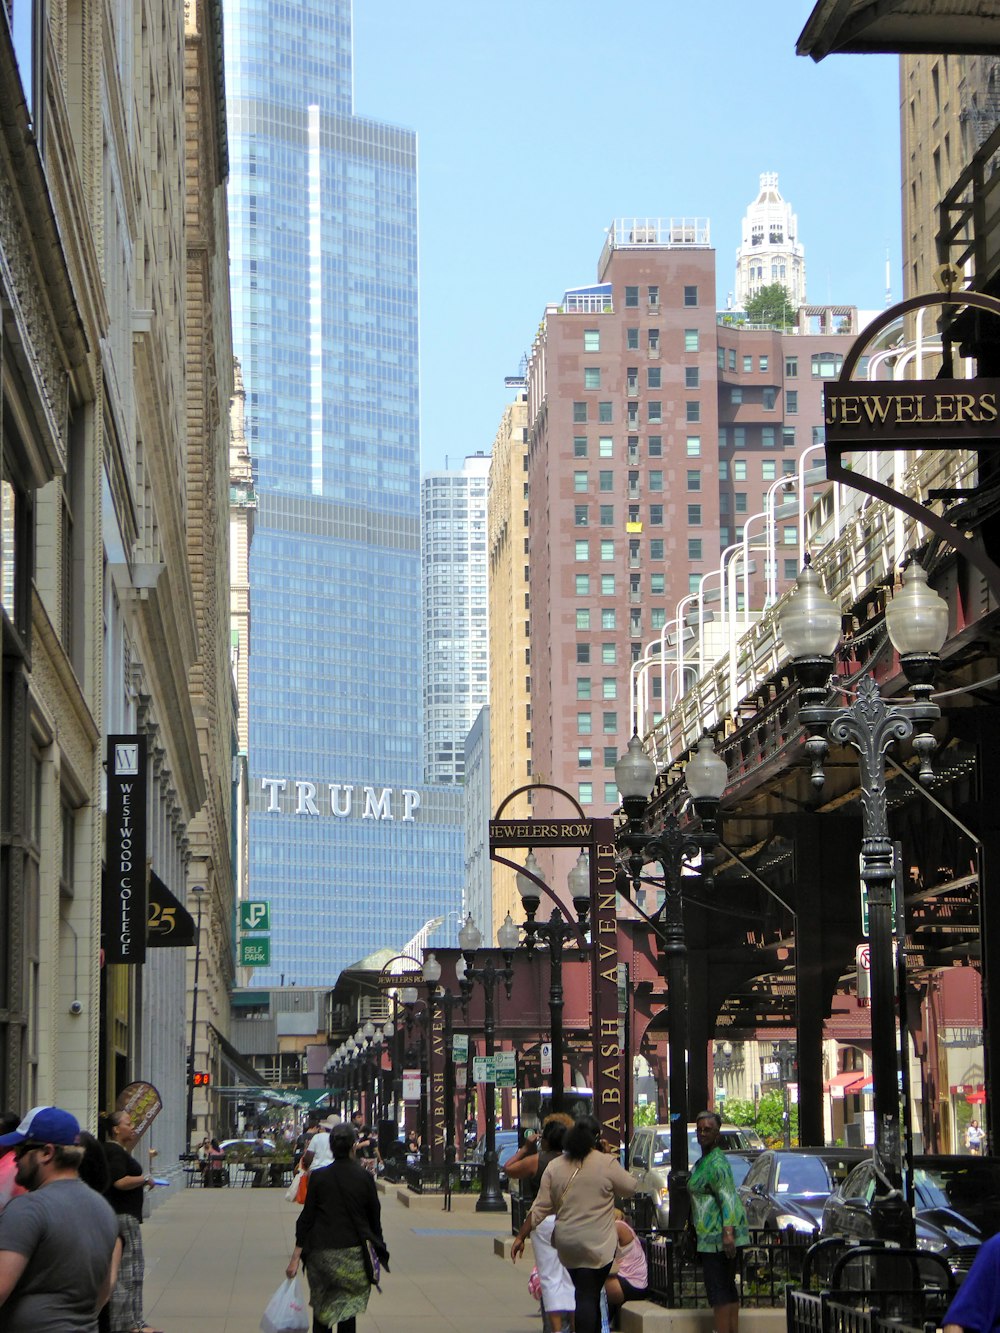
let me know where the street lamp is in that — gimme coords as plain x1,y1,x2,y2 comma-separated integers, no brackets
615,732,727,1230
778,555,947,1246
514,851,591,1114
458,913,515,1212
185,884,207,1145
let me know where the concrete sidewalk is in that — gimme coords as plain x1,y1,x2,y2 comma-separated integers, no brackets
141,1180,542,1332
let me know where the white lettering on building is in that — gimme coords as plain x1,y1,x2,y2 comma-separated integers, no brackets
260,779,423,822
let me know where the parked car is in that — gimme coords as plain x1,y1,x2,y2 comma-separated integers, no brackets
726,1150,758,1189
739,1148,869,1234
469,1130,520,1187
822,1155,1000,1277
629,1122,763,1229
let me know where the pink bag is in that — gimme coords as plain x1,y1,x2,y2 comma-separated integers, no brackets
528,1265,542,1301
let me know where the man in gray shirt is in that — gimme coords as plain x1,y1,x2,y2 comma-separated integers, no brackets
0,1105,119,1331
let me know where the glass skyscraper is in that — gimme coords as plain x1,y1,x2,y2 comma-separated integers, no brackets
225,0,463,985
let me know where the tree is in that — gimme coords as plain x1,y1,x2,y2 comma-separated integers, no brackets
745,283,797,329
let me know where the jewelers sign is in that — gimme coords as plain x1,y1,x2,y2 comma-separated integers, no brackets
104,736,148,964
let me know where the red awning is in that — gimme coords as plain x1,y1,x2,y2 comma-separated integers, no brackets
826,1071,867,1099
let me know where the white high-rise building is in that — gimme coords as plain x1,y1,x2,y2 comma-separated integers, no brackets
422,453,492,785
735,172,807,309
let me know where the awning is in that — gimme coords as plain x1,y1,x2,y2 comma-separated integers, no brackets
826,1071,867,1099
797,1,1000,61
147,873,196,947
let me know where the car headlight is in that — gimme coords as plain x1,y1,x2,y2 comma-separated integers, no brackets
916,1236,948,1253
775,1214,818,1233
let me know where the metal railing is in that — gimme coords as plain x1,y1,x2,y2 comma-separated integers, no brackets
643,1228,817,1310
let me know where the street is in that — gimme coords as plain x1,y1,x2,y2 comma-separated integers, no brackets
141,1180,540,1332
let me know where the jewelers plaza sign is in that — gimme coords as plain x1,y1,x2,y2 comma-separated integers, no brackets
824,379,1000,446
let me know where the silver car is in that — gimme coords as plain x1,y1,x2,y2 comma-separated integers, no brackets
629,1122,763,1228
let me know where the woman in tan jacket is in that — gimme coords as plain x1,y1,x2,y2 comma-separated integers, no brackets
511,1115,636,1333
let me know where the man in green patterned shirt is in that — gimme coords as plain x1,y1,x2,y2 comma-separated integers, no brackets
689,1110,750,1333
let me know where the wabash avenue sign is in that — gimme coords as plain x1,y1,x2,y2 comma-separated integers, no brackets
824,379,1000,448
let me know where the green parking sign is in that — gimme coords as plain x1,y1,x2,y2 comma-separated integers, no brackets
239,937,271,967
239,901,270,932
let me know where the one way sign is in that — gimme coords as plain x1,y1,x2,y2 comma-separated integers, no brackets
239,901,270,932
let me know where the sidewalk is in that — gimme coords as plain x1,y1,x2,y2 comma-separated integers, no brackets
141,1180,542,1332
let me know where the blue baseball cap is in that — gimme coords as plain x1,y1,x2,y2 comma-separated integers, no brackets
0,1106,81,1149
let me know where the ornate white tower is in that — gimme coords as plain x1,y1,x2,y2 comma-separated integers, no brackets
735,172,806,310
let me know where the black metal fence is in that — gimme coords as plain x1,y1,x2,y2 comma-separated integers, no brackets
641,1228,816,1310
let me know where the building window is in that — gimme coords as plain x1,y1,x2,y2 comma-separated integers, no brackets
687,504,702,525
627,327,639,350
688,538,702,560
689,572,701,594
575,540,589,561
577,609,591,630
687,470,701,491
783,457,796,475
574,504,589,526
602,679,617,700
649,504,663,525
574,436,588,457
584,367,601,390
759,355,769,372
648,328,659,351
574,470,588,492
602,608,616,630
601,574,615,596
648,436,663,457
783,524,798,545
598,402,613,423
599,468,613,490
647,367,662,390
735,492,748,514
720,526,730,546
599,504,614,525
600,540,614,561
584,329,600,352
650,573,664,594
602,643,617,665
575,574,590,594
763,387,777,410
686,401,700,423
598,438,613,460
786,391,798,414
603,710,617,731
651,608,666,629
648,285,659,306
733,460,747,480
785,356,798,378
626,368,639,395
650,539,664,559
578,712,592,734
648,402,662,424
601,781,616,803
733,426,746,448
728,349,737,371
720,492,730,512
762,426,776,447
743,354,753,373
649,470,663,491
576,643,591,663
783,427,796,449
731,387,743,405
578,782,593,804
573,401,588,423
684,329,700,352
717,346,726,369
625,285,639,307
684,285,698,307
577,677,592,699
578,747,593,768
685,366,700,389
719,460,728,480
784,558,798,579
811,352,844,378
762,459,776,480
812,425,825,446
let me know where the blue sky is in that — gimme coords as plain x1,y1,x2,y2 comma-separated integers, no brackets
353,1,902,474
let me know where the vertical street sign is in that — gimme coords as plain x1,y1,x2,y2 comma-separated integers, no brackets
590,819,625,1153
104,735,148,964
540,1042,553,1077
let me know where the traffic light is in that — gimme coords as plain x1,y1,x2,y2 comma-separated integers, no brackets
192,1071,211,1087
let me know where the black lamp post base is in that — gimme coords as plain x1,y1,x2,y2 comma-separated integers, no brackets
476,1154,508,1212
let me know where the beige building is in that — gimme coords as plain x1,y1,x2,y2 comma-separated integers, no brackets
486,392,532,931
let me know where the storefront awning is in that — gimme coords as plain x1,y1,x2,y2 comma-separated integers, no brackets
826,1070,867,1099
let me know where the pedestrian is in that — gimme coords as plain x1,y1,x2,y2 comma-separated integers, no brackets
285,1124,388,1333
101,1109,159,1333
405,1129,421,1165
77,1133,123,1333
511,1113,637,1333
689,1109,749,1333
350,1112,379,1177
0,1105,119,1331
0,1111,27,1215
206,1138,226,1186
506,1112,575,1333
944,1230,1000,1333
605,1209,649,1316
966,1119,985,1155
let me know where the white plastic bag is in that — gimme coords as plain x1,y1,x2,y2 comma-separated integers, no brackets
260,1275,309,1332
284,1169,304,1202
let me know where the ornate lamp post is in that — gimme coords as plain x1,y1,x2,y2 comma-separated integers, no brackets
458,912,517,1212
513,850,591,1114
614,731,727,1230
778,556,948,1246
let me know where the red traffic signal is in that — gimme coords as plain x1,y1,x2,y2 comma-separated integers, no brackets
192,1071,211,1087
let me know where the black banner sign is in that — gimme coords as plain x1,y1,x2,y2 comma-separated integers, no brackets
489,818,594,848
147,873,196,947
104,735,148,964
824,378,1000,448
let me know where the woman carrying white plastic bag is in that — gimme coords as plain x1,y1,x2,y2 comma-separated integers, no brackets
261,1274,309,1332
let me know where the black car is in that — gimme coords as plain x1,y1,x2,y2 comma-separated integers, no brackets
822,1155,1000,1277
739,1148,869,1235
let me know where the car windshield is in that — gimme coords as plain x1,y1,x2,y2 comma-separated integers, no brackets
727,1154,754,1187
774,1156,832,1196
915,1162,1000,1235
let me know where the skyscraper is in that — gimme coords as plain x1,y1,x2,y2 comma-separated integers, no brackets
421,454,491,786
734,173,807,310
225,0,463,986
